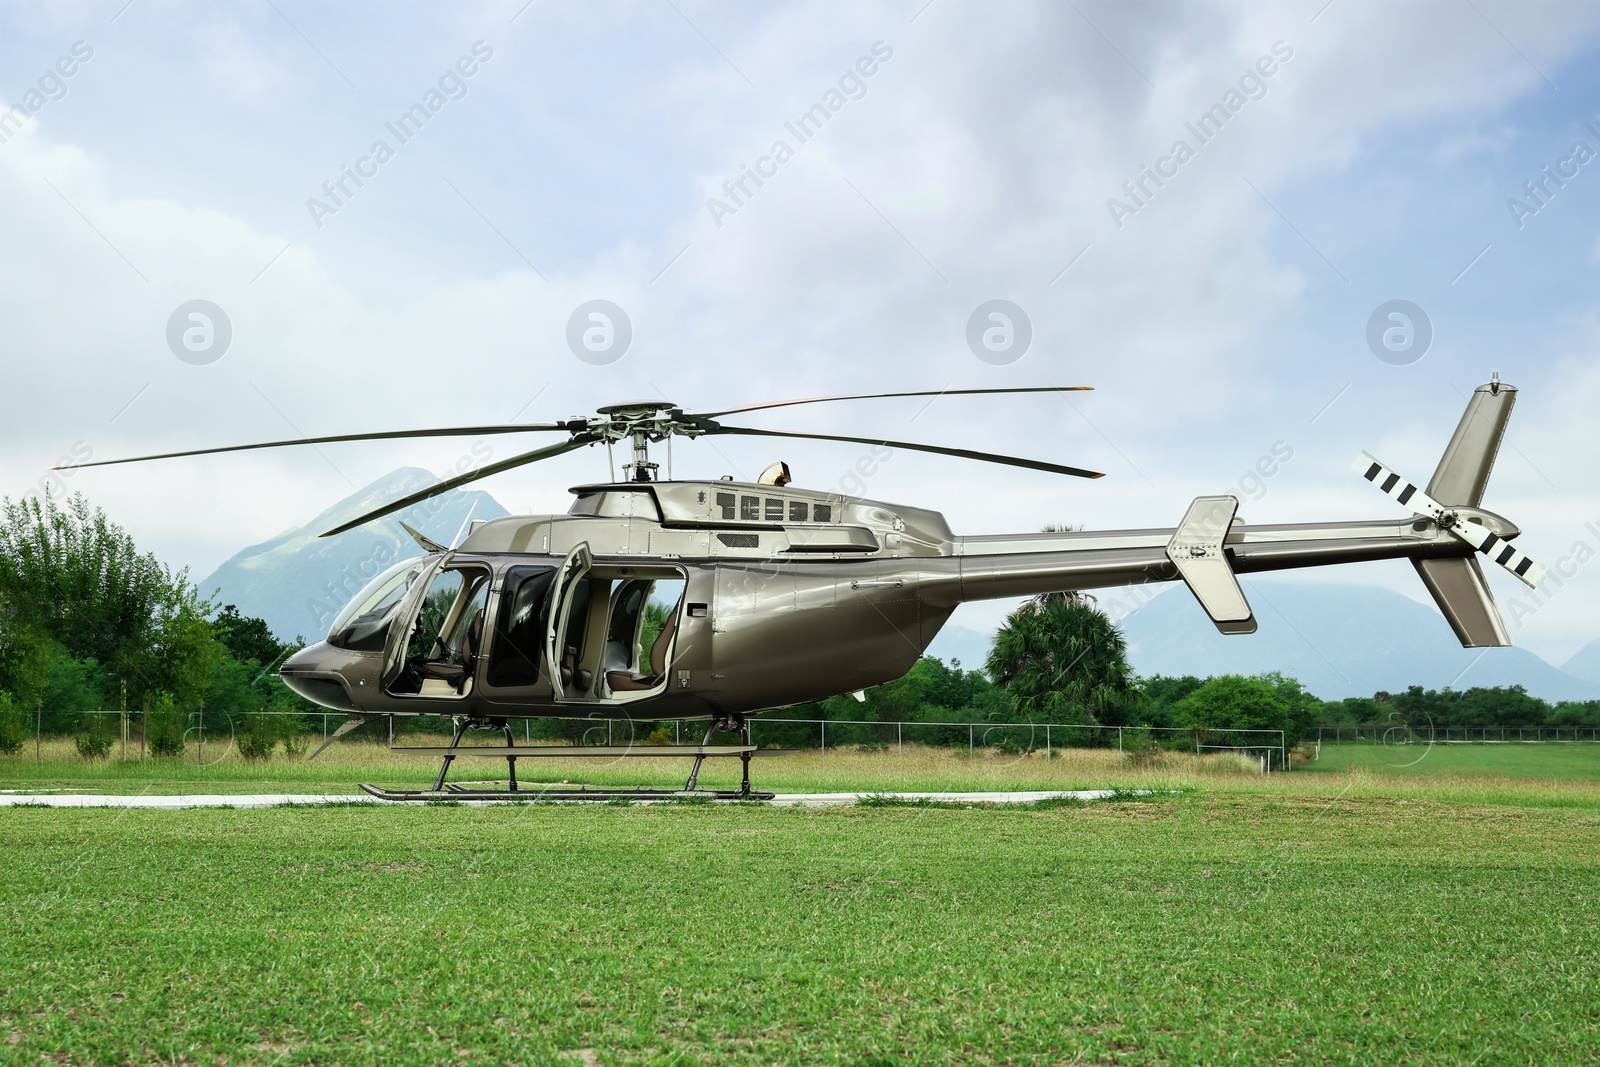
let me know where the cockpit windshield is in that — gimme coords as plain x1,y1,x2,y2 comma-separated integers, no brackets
326,556,429,652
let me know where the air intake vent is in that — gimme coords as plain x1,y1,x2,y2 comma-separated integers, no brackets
717,533,760,549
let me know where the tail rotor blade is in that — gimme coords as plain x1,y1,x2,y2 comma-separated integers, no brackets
1443,515,1546,588
1353,451,1543,587
1352,451,1446,518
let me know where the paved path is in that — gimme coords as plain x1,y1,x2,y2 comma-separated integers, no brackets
0,789,1127,809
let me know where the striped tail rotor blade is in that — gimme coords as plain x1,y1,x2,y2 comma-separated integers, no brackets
1445,517,1546,589
1351,451,1445,519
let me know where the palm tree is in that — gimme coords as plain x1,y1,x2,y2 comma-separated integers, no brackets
986,596,1138,726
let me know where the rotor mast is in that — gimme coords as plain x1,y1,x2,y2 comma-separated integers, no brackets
627,427,657,482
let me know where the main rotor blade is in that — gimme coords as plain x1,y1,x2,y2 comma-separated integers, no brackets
61,423,572,470
703,425,1104,479
689,386,1093,421
319,436,595,538
1352,451,1545,587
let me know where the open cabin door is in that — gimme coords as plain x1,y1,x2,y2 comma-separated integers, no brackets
545,541,593,702
380,552,452,691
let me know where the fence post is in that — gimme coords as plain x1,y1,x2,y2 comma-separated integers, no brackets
35,702,41,763
968,723,973,759
1118,726,1124,765
820,721,825,754
1046,725,1051,760
897,721,902,758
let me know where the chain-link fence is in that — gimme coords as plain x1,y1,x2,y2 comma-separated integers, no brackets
35,709,1291,772
1317,723,1600,745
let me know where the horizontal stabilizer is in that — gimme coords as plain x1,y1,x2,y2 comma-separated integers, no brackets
1166,496,1256,635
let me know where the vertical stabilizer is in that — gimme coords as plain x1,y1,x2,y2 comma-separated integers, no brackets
1426,376,1516,506
1413,557,1511,647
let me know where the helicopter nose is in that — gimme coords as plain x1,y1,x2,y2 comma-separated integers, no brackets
278,642,362,712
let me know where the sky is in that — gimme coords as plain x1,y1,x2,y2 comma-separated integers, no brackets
1,0,1598,665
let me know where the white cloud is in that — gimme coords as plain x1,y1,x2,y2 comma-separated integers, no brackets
1,0,1598,661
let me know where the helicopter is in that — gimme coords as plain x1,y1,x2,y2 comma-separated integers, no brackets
70,380,1544,800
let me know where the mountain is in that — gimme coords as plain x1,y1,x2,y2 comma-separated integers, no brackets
925,624,995,672
197,467,508,642
1116,580,1600,703
1563,639,1600,685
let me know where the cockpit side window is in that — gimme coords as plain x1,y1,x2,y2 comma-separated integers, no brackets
486,565,556,688
326,558,425,652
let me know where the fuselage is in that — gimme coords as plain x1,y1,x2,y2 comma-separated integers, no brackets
279,478,1494,720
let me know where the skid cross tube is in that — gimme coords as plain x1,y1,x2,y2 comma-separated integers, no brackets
683,719,719,792
432,717,470,791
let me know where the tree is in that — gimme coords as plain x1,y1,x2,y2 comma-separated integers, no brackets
987,597,1139,726
1172,675,1293,737
1136,675,1204,728
212,605,285,669
0,492,172,670
0,491,212,708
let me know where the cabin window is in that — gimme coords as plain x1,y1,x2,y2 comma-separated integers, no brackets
813,503,832,523
716,492,736,519
486,566,556,687
789,500,807,522
765,498,784,521
740,495,759,520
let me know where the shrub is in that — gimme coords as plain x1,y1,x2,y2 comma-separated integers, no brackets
280,723,309,758
145,693,186,758
74,713,115,760
643,725,673,746
1122,727,1161,768
0,693,26,756
237,714,275,763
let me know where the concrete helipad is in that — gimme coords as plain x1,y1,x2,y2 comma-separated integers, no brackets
0,789,1130,809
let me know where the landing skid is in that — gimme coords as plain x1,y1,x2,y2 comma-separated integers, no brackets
359,783,774,802
361,714,779,803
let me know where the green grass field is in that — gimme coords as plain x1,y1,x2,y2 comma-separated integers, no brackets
1305,740,1600,779
4,793,1599,1065
6,742,1600,1064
